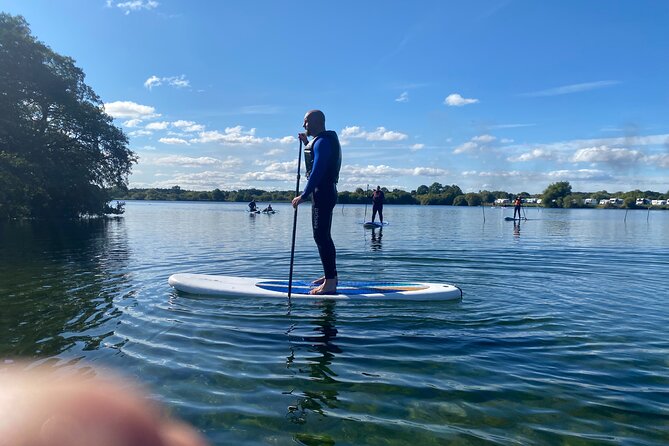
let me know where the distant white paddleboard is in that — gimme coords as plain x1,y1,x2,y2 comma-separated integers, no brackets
168,274,462,301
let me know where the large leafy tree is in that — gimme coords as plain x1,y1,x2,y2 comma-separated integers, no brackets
541,181,572,207
0,13,136,219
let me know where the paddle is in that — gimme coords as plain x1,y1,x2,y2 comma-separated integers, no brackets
287,139,303,299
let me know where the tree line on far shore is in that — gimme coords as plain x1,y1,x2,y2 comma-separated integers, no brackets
111,181,669,210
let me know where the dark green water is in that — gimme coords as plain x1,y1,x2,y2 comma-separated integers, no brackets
1,202,668,445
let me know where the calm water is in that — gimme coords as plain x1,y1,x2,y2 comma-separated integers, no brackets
1,201,668,445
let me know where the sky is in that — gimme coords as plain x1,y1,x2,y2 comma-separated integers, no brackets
4,0,669,194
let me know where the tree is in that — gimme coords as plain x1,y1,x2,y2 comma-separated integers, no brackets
416,184,429,195
428,182,443,194
0,14,136,219
478,190,495,204
465,193,482,206
541,181,572,208
452,195,468,206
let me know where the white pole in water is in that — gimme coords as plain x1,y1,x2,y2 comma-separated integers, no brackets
364,184,369,221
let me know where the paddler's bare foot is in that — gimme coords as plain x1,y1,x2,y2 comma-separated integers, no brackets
310,278,337,295
311,276,325,285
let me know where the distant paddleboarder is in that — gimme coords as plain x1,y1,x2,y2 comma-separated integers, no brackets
248,199,257,212
513,196,522,220
371,185,385,224
291,110,342,295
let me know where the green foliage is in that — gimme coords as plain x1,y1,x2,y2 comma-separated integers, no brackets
465,193,483,206
452,195,468,206
478,190,495,204
428,182,443,194
0,13,135,219
561,194,580,208
541,181,572,208
415,184,429,195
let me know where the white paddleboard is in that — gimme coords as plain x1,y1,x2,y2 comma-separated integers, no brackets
168,274,462,301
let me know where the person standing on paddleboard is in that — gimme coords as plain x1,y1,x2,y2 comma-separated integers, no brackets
371,185,385,224
291,110,342,295
513,196,522,220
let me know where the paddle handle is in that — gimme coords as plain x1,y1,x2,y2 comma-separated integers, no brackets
288,139,303,298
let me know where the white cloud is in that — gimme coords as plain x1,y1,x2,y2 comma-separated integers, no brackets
462,170,524,178
453,141,478,154
444,93,479,106
147,155,241,168
410,143,424,152
136,170,248,191
189,126,292,146
122,119,143,127
502,133,669,170
239,160,297,182
265,149,284,156
172,120,205,132
128,129,153,137
144,75,190,90
341,126,408,141
410,167,448,176
159,137,190,145
571,145,643,164
547,169,612,181
522,80,620,97
647,154,669,168
395,91,409,103
152,156,219,167
144,75,161,90
146,121,170,130
104,101,159,119
472,134,496,143
167,75,190,88
344,164,447,178
115,0,159,15
241,171,293,182
193,127,258,145
508,148,554,162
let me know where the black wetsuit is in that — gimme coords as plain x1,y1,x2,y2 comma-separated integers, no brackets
513,199,522,220
372,189,384,223
301,131,342,279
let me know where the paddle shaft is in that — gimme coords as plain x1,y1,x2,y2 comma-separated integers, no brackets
287,139,303,298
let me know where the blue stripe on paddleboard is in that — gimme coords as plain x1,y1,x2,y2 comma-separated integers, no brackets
256,280,427,295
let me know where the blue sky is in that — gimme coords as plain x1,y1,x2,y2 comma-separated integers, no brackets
4,0,669,194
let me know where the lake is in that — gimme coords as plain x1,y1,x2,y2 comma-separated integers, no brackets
1,201,668,445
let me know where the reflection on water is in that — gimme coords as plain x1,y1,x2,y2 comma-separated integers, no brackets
371,227,383,250
513,221,521,238
0,219,130,360
286,302,340,430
